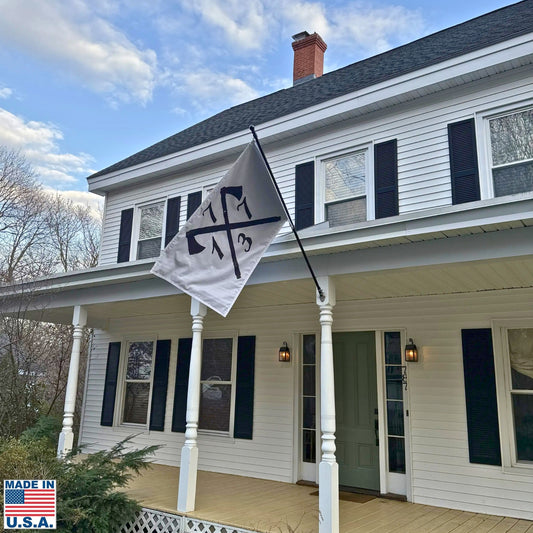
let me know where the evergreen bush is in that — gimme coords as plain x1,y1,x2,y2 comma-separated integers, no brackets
0,427,159,532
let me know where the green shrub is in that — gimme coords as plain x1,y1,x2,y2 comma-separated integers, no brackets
21,415,62,447
0,434,159,532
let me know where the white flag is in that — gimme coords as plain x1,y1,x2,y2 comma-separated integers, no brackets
151,141,288,317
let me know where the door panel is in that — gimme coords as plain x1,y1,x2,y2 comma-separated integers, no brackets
333,331,379,491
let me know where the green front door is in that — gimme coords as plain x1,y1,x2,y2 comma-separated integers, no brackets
333,331,380,491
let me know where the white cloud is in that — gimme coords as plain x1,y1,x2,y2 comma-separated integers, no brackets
278,1,329,40
327,4,424,55
0,107,94,187
180,0,424,58
48,189,104,214
181,0,272,52
167,68,259,114
0,87,12,99
0,0,157,105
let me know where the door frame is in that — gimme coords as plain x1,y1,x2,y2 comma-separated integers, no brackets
294,328,413,501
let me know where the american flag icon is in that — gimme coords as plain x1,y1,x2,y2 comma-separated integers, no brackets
4,485,56,517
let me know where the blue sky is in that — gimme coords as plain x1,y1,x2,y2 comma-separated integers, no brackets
0,0,518,206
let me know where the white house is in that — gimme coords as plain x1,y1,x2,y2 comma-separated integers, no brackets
3,1,533,531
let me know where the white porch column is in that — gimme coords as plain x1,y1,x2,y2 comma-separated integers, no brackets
317,276,339,533
57,305,87,458
177,298,207,512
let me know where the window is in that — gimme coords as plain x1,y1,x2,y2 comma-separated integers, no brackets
505,328,533,463
123,341,155,425
199,338,235,432
488,108,533,197
136,201,164,259
301,334,317,464
323,150,368,227
384,332,406,474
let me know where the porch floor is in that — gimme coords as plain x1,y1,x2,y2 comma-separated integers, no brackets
125,464,533,533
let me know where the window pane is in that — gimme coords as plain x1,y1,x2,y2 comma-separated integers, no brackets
490,109,533,166
199,384,231,431
303,397,316,429
139,203,164,240
137,237,162,259
124,382,150,424
303,335,316,365
201,338,233,381
126,341,153,380
508,328,533,390
326,198,366,227
512,394,533,461
303,365,316,397
493,161,533,197
325,152,366,202
303,429,316,463
388,437,406,473
387,400,404,436
386,366,403,400
384,332,402,364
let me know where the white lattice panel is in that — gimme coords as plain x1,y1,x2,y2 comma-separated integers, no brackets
119,508,256,533
120,508,183,533
186,518,254,533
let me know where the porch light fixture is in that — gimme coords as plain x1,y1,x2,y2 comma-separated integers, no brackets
405,338,418,362
279,342,291,362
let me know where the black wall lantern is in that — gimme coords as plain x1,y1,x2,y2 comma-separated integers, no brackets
279,341,291,362
405,338,418,362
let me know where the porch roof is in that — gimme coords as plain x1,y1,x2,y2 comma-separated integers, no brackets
125,463,533,533
1,197,533,327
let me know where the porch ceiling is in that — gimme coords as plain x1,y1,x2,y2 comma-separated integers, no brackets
7,256,533,327
236,255,533,309
62,255,533,326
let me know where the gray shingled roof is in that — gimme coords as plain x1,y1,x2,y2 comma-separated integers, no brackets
90,0,533,179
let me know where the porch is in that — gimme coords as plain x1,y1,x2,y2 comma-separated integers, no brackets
124,464,533,533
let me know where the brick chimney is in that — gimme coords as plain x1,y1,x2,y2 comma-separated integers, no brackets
292,31,327,85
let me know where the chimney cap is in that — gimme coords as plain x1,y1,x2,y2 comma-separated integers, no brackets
292,31,310,42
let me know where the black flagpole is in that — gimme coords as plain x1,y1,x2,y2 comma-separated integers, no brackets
249,125,325,301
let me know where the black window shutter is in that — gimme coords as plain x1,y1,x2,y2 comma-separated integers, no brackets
448,119,481,204
165,196,181,246
149,340,171,431
101,342,121,426
117,208,133,263
461,328,502,465
234,336,256,440
187,192,202,219
295,162,315,230
171,338,192,432
374,139,399,218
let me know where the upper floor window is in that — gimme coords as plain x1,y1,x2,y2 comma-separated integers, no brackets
137,201,164,260
322,149,371,227
488,108,533,197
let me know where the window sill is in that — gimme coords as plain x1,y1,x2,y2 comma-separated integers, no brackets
198,430,234,442
502,464,533,477
114,423,150,434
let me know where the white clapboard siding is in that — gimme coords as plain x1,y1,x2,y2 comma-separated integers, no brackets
97,68,533,265
80,286,533,519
